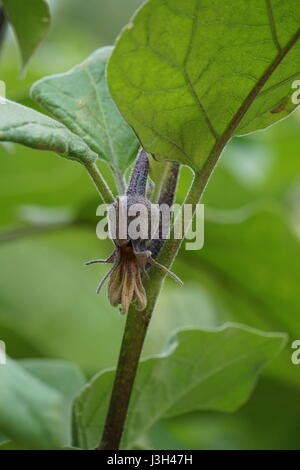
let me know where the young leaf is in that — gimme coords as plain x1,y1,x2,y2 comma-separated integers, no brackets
2,0,50,70
31,47,139,173
107,0,300,170
73,324,286,449
0,358,64,449
0,100,98,163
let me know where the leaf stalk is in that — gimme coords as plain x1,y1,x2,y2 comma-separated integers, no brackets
84,161,114,204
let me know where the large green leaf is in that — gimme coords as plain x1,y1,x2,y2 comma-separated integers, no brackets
176,209,300,388
0,359,64,449
108,0,300,170
73,325,286,449
0,100,97,163
31,47,139,172
2,0,50,70
145,377,300,450
20,359,86,445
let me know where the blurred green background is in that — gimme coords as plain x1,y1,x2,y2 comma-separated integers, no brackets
1,0,300,449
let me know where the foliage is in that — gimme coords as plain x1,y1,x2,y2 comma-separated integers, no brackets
2,0,50,71
74,326,285,449
0,0,299,450
31,47,139,173
108,0,300,170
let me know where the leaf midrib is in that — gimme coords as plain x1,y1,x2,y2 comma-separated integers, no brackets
83,66,119,170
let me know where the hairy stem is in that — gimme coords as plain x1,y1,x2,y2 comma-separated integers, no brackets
98,273,163,450
84,161,114,204
98,150,220,450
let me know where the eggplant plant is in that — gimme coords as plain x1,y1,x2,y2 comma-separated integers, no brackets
0,0,299,450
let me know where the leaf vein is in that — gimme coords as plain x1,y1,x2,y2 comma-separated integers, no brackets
265,0,282,53
182,1,218,140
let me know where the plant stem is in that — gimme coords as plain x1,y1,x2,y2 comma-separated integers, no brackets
84,161,114,204
98,149,221,450
156,156,217,271
98,273,163,450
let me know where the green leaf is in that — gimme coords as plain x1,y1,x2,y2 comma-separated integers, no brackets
19,359,86,445
31,47,139,172
177,208,300,389
150,377,300,450
0,100,97,163
73,324,286,449
0,359,64,449
107,0,300,170
2,0,50,70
